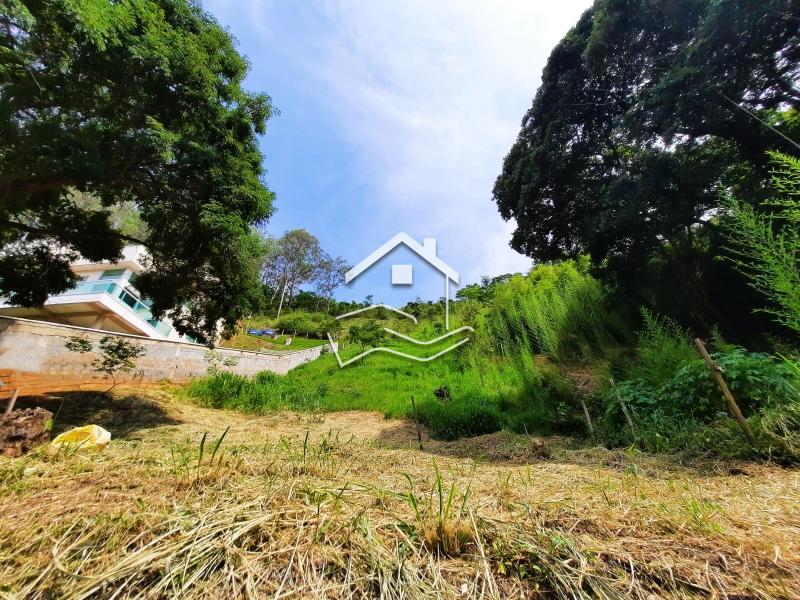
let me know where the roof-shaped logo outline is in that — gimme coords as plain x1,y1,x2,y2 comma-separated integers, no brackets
345,232,459,285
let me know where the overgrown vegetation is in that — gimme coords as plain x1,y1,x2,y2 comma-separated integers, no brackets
723,151,800,335
593,313,800,461
191,247,800,462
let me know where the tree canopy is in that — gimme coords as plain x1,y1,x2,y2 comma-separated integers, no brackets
0,0,275,343
493,0,800,335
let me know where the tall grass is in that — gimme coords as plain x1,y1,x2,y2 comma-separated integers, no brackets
482,258,620,364
633,308,697,386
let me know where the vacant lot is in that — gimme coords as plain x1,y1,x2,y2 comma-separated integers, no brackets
1,388,798,599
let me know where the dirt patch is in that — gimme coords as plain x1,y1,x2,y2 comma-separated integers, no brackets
0,408,52,457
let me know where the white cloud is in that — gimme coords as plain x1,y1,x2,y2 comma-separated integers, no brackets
205,0,592,285
300,0,591,281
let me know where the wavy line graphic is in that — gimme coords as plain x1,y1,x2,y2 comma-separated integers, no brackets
382,326,474,345
326,333,470,368
335,304,417,323
327,303,471,368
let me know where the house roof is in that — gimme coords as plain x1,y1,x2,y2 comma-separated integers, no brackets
345,233,459,285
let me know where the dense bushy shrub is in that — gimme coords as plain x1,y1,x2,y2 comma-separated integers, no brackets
415,394,503,440
596,345,800,459
347,320,386,348
660,348,798,420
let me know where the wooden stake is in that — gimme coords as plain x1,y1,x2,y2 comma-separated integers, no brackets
3,388,19,416
410,396,423,450
579,397,595,439
694,338,756,447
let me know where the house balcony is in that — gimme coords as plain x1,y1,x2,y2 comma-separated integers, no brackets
71,244,148,273
0,279,174,340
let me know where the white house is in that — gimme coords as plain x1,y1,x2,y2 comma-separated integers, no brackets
0,245,191,341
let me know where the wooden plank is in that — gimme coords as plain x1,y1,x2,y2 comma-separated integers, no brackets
3,388,20,415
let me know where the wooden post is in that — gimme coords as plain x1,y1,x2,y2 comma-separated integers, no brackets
410,396,423,450
579,397,595,439
3,388,19,416
694,338,756,447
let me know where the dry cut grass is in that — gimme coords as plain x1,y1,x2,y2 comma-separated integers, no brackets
0,387,799,599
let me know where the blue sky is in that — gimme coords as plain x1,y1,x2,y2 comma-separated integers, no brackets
203,0,592,303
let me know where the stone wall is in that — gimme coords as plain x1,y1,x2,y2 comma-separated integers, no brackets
0,316,332,397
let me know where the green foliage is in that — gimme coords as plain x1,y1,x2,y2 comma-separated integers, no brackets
93,336,146,385
65,334,146,389
275,311,339,338
597,345,800,459
779,353,800,386
493,0,800,334
414,395,503,440
661,349,798,420
347,320,386,349
722,152,800,334
482,259,618,363
633,309,696,387
189,371,247,409
0,0,274,342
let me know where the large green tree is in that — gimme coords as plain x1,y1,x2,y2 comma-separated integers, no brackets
494,0,800,335
0,0,274,343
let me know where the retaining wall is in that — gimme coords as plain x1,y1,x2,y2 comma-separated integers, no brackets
0,316,332,397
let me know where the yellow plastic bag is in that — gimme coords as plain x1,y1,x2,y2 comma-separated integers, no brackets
51,425,111,451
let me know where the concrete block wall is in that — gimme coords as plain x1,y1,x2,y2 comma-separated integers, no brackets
0,316,332,396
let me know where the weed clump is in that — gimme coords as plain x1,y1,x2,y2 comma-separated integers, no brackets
414,395,503,440
593,314,800,461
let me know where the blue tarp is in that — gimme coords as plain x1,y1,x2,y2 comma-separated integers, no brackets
247,328,277,337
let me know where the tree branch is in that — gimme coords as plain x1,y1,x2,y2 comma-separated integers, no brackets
1,219,146,246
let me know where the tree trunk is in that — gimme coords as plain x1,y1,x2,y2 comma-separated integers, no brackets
269,284,280,305
276,280,289,320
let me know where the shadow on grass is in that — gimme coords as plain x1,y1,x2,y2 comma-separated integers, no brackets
374,420,751,477
13,391,180,439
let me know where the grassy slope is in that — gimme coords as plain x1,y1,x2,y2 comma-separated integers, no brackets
219,331,327,352
1,388,798,598
193,333,520,419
